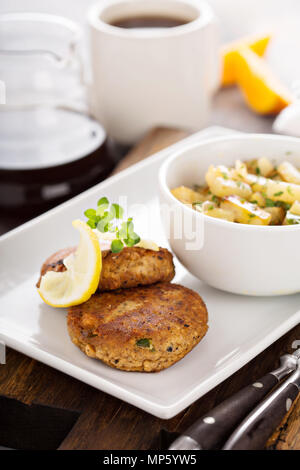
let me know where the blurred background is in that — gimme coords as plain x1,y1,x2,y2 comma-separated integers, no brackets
1,0,300,218
2,0,300,132
2,0,300,44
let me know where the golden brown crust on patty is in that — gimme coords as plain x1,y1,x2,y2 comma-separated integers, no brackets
37,246,175,290
99,246,175,290
67,283,208,372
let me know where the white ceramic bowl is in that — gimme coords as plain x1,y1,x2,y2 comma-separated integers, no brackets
159,134,300,296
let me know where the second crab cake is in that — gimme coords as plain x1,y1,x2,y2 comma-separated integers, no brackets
67,283,208,372
37,246,175,291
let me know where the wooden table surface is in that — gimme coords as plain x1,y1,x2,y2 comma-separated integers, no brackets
0,127,300,450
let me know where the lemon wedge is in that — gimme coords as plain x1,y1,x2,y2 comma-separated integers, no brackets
38,219,102,308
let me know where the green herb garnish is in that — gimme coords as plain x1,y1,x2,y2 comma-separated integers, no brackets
136,338,155,350
265,198,276,207
111,239,124,252
192,201,203,213
274,191,284,197
275,201,291,211
192,201,203,206
265,198,291,210
255,167,261,175
84,198,140,253
286,217,300,225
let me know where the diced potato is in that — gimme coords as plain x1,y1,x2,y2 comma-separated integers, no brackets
264,206,285,225
171,186,205,204
194,185,220,203
245,159,259,174
206,164,232,181
193,200,216,213
221,195,272,225
208,194,221,204
233,160,248,180
193,184,207,194
206,166,252,199
216,165,233,178
284,211,300,225
209,176,252,199
204,207,234,222
173,158,300,227
244,174,300,204
272,174,282,181
290,200,300,216
245,158,274,177
202,201,217,212
249,192,266,207
194,185,218,201
278,161,300,184
256,157,274,177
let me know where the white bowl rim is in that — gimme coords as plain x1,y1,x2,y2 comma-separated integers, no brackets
159,133,300,232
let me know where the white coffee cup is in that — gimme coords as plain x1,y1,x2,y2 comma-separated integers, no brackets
88,0,219,145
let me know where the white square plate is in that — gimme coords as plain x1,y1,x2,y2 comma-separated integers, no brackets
1,126,300,419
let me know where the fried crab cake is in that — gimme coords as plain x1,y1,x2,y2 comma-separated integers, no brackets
67,283,208,372
37,245,175,291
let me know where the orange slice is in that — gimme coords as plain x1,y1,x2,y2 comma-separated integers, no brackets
233,46,293,115
221,34,271,86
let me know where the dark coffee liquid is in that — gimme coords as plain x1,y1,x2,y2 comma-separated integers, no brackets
110,15,189,29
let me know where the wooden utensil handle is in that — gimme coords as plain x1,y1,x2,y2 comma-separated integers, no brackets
223,369,300,450
185,373,278,449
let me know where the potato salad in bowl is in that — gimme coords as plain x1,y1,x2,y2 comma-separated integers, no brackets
159,134,300,295
171,157,300,226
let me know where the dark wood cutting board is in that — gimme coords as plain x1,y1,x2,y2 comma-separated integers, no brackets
0,127,299,450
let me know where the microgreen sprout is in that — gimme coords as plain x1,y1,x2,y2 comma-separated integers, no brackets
84,197,140,253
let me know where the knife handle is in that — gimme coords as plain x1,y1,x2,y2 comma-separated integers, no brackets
169,372,279,450
182,373,279,450
223,368,300,450
169,354,298,451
